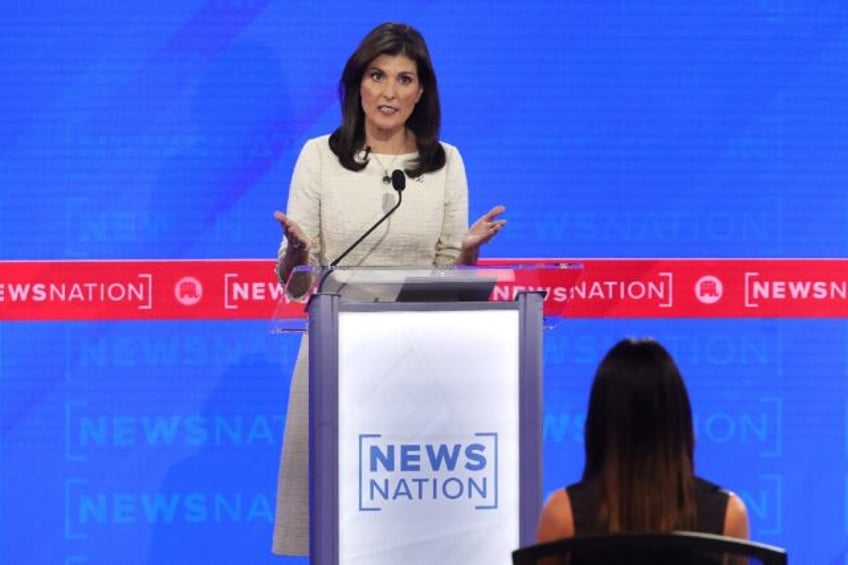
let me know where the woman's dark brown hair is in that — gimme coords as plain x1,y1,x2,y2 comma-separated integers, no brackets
328,22,445,177
582,338,697,532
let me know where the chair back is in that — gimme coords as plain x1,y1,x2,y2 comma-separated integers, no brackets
512,531,787,565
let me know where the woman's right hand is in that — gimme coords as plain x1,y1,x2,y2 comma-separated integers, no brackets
274,211,311,256
274,211,314,295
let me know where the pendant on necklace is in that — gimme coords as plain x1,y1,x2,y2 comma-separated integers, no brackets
382,173,391,184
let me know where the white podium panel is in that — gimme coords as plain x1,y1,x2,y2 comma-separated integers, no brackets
337,309,520,565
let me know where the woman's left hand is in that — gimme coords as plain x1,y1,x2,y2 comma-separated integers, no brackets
459,205,507,264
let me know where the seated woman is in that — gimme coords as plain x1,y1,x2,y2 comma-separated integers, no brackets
536,338,749,562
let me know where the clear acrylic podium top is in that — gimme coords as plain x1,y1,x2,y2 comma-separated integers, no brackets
271,262,583,333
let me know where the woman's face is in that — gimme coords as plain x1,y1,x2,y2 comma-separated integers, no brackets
359,53,423,140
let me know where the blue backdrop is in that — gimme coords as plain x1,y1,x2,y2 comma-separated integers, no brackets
1,1,847,563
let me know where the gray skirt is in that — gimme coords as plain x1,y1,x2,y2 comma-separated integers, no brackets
272,336,309,556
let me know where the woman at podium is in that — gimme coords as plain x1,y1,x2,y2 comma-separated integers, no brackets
271,21,506,556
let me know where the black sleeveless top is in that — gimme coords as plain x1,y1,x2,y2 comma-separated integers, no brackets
562,477,730,564
566,476,729,535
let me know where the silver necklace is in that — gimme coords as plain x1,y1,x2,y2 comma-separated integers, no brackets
370,152,400,185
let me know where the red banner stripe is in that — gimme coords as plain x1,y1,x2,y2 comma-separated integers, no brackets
1,259,846,321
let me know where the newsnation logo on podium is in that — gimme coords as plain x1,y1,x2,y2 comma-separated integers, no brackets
358,432,499,511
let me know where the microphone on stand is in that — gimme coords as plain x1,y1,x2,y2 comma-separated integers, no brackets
329,169,405,268
317,169,406,292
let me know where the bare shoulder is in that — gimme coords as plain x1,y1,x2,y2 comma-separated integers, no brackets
723,491,750,540
536,489,574,543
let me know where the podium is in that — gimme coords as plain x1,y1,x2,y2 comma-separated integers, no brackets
281,265,577,564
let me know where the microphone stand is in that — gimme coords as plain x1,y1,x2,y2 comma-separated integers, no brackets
317,169,407,293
